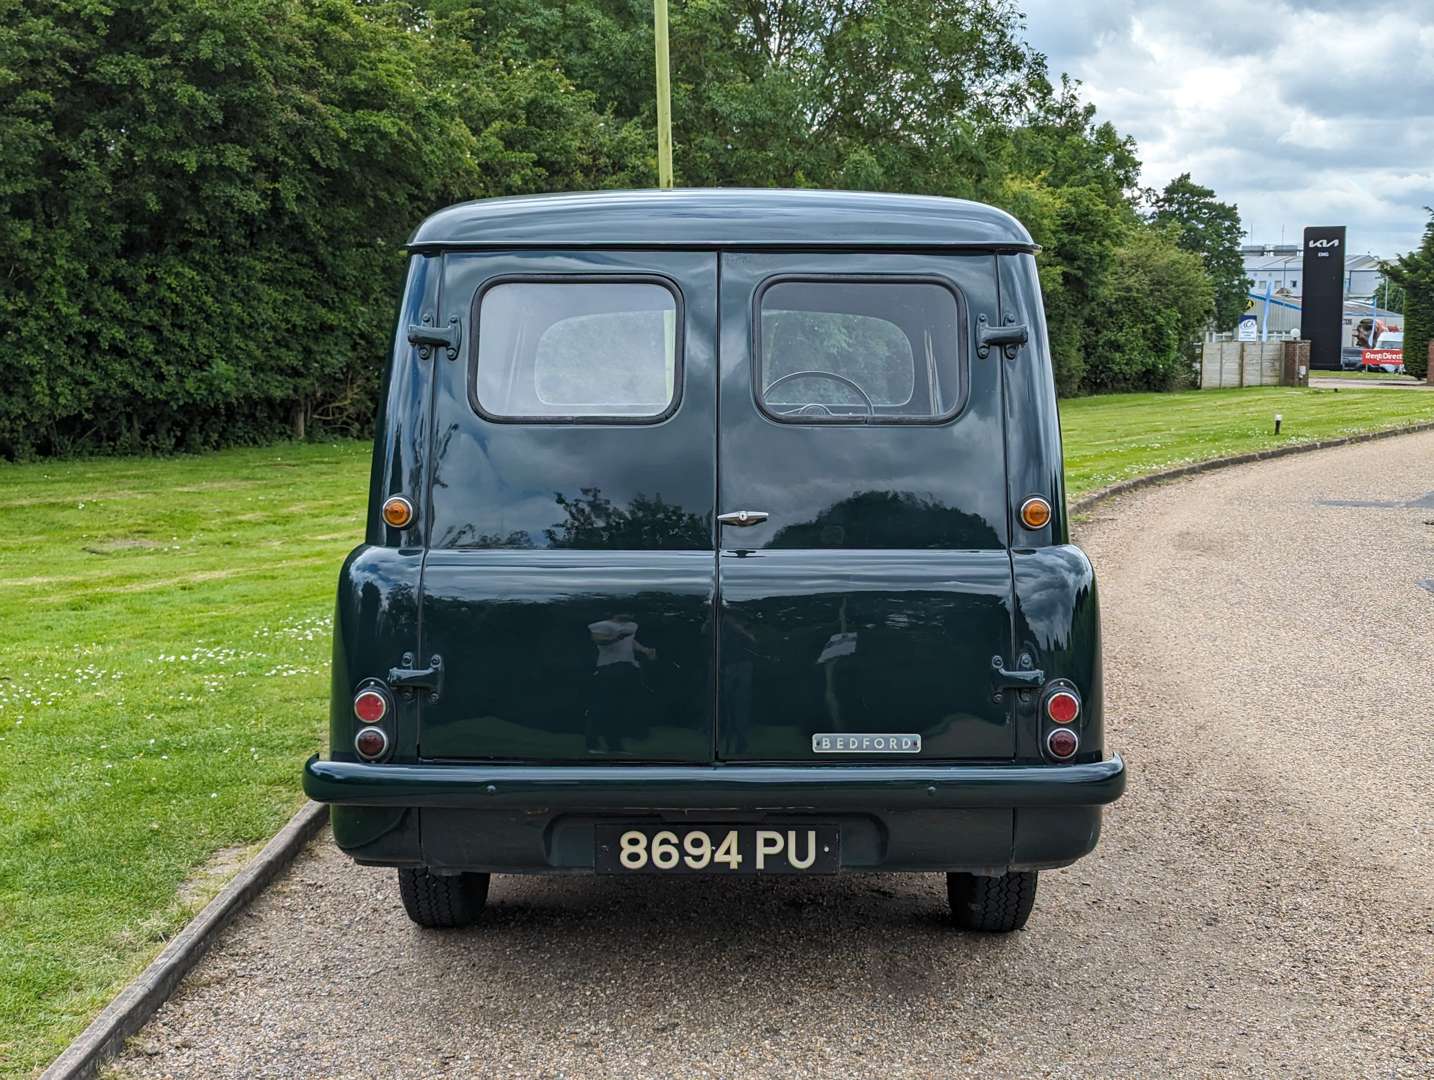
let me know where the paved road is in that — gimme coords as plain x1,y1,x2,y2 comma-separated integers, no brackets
114,432,1434,1079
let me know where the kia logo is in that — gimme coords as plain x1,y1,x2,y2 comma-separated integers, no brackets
1309,238,1341,248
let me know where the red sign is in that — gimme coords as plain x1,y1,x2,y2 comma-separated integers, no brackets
1361,349,1404,368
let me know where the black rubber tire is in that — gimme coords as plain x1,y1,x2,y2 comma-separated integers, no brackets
397,867,490,928
946,870,1038,932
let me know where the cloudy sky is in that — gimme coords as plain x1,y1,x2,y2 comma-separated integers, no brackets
1018,0,1434,259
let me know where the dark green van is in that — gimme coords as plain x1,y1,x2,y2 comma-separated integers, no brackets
302,189,1125,933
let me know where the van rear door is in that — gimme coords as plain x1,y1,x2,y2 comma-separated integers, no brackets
715,253,1015,761
416,251,718,762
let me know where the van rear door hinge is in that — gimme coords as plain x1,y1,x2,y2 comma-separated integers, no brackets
389,654,444,702
977,314,1029,359
407,313,461,361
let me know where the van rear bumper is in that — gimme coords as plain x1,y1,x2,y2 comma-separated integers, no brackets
304,755,1124,874
302,753,1126,810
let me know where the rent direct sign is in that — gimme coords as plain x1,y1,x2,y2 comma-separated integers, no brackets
1361,349,1404,367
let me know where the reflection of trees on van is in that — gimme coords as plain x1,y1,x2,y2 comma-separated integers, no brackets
727,589,1005,743
442,526,535,548
430,422,461,490
768,490,1000,549
545,487,711,549
435,487,708,549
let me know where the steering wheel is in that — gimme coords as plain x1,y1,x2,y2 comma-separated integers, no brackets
764,370,875,418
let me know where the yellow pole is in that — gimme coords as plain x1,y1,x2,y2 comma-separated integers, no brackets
653,0,674,188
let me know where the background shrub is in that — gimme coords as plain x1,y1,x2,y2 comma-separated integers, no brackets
1385,211,1433,381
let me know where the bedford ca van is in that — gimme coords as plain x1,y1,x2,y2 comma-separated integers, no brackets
302,189,1126,933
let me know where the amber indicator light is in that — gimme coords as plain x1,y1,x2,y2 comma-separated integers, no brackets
1019,496,1052,530
381,495,414,529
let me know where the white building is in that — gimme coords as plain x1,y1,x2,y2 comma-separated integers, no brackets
1240,243,1385,302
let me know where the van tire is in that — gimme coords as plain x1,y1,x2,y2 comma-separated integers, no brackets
397,867,490,928
946,870,1037,932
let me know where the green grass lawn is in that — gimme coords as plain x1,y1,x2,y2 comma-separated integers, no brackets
0,442,367,1077
1058,386,1434,495
1310,369,1421,382
3,385,1434,1075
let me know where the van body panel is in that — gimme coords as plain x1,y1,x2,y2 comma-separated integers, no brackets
417,549,715,761
716,549,1013,759
407,189,1036,252
366,254,438,547
330,544,423,762
417,250,718,762
1010,546,1103,761
998,253,1069,548
715,251,1015,761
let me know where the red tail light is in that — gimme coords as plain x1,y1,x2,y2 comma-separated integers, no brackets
1046,728,1078,759
354,727,389,760
353,688,388,724
1045,689,1080,725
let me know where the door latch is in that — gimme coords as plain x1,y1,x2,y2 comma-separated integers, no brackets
990,653,1044,702
992,666,1043,689
389,654,444,702
407,313,461,361
977,314,1029,359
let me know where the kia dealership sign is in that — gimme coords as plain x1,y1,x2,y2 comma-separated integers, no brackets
1301,226,1346,370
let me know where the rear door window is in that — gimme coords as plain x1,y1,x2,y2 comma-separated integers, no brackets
756,278,963,423
474,278,680,421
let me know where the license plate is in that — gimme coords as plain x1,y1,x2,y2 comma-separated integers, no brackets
594,824,840,874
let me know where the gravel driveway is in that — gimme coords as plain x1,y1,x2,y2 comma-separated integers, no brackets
112,431,1434,1079
1308,377,1430,390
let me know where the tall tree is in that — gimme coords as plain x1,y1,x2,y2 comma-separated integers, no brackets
1150,173,1249,332
435,0,1059,193
994,78,1144,392
1384,211,1434,380
433,0,1175,394
1371,273,1406,315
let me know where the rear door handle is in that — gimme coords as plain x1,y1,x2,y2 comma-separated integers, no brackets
717,510,769,527
993,666,1044,690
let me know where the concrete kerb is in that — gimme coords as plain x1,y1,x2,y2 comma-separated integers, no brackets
37,419,1434,1080
41,801,329,1080
1069,420,1434,515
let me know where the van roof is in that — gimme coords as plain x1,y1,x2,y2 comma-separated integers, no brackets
406,189,1036,252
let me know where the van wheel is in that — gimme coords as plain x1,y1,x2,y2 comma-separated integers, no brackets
946,871,1037,932
397,867,490,928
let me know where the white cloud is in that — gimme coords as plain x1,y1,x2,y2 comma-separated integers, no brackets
1019,0,1434,257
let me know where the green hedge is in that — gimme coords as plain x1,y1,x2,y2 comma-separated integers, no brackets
1386,213,1433,381
0,0,646,459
